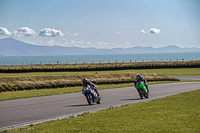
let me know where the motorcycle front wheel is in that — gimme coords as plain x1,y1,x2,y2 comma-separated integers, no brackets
86,95,93,105
138,90,143,99
145,88,149,98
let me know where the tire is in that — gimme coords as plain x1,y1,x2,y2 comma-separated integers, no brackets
86,95,93,105
145,88,149,98
138,90,143,99
96,96,101,104
96,100,101,104
145,92,149,98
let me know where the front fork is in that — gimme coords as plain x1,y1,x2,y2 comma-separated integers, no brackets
94,88,99,96
143,84,149,93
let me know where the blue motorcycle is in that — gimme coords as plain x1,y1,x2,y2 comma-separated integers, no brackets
83,85,101,105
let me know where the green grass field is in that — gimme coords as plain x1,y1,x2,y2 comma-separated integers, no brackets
0,68,199,132
2,89,199,133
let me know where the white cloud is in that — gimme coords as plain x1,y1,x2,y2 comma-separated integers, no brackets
71,40,75,44
46,39,55,45
12,30,18,36
69,33,78,36
60,39,93,48
65,31,79,36
85,42,92,45
96,41,115,49
140,29,145,34
148,28,161,34
19,27,36,37
63,39,68,43
115,31,124,34
37,40,43,44
39,28,63,37
23,40,35,45
76,40,82,44
0,27,11,36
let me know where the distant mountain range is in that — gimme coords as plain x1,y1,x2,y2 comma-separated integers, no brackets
0,38,200,56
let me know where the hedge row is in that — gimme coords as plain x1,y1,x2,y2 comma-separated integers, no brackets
0,61,200,73
0,78,179,92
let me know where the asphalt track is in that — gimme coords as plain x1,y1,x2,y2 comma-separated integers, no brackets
0,81,200,130
167,75,200,80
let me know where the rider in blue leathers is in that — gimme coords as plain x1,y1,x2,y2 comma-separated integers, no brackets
82,78,99,102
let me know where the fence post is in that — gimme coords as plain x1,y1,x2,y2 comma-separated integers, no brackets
130,59,131,63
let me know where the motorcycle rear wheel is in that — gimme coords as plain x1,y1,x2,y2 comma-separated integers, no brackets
96,100,101,104
96,96,101,104
145,92,149,98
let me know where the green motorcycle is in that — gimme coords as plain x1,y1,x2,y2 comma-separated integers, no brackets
135,80,149,99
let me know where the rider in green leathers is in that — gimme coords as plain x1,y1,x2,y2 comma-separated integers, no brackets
134,74,149,92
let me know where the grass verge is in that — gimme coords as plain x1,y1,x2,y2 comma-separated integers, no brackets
1,67,200,92
0,68,200,77
0,71,178,92
3,89,200,133
0,60,199,73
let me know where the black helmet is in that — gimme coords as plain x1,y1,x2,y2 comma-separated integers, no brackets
83,78,88,85
136,73,141,79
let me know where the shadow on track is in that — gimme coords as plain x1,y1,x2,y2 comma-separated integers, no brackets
64,104,96,107
120,98,141,101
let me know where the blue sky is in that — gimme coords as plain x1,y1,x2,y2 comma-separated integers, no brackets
0,0,200,49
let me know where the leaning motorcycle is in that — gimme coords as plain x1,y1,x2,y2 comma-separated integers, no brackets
135,80,149,99
83,85,101,105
